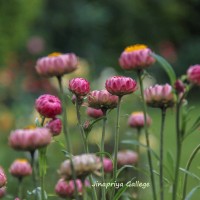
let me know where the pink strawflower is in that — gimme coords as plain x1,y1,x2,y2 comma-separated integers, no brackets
88,90,118,110
9,128,52,151
59,154,101,179
144,84,175,108
106,76,137,96
117,150,138,166
0,187,6,198
187,64,200,86
174,80,185,94
119,44,155,70
69,78,90,97
9,159,32,178
36,52,78,77
103,158,113,173
0,167,6,188
45,118,62,136
86,107,104,119
55,179,82,198
128,112,152,129
35,94,62,118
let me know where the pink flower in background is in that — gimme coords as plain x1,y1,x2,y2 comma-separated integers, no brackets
174,80,185,94
45,118,62,136
0,187,6,198
35,52,78,77
119,44,155,70
117,150,138,166
9,128,51,151
103,158,113,173
0,167,6,188
86,107,104,118
9,159,32,178
187,64,200,86
69,78,90,97
144,84,175,108
35,94,62,118
105,76,137,96
27,36,45,55
88,90,118,110
128,112,152,129
55,179,82,198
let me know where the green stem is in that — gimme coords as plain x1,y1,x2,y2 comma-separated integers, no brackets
111,96,122,198
30,151,38,200
100,110,107,200
18,178,23,199
74,96,97,200
57,76,79,200
182,144,200,199
160,108,167,200
172,102,182,200
137,69,157,200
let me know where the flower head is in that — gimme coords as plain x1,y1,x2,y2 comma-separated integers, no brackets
144,84,175,108
35,53,78,77
59,154,101,179
117,150,138,166
103,158,113,173
105,76,137,96
35,94,62,118
119,44,155,70
9,128,51,151
69,78,90,97
174,80,185,94
55,179,82,198
45,118,62,136
0,167,6,188
88,90,118,110
187,64,200,86
86,107,104,119
0,187,6,198
128,112,152,129
9,159,32,178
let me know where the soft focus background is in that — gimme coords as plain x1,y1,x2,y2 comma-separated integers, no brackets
0,0,200,199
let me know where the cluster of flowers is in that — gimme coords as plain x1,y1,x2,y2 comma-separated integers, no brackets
2,44,200,199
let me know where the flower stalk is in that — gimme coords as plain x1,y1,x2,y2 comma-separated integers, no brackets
137,69,157,200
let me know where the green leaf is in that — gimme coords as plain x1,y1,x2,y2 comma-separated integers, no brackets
185,116,200,139
96,151,113,161
152,170,170,184
185,185,200,200
151,53,176,85
121,140,159,161
166,151,175,181
179,168,200,181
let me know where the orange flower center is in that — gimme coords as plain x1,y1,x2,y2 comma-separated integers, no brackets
16,159,28,163
131,111,143,115
24,125,36,130
125,44,147,52
48,52,62,57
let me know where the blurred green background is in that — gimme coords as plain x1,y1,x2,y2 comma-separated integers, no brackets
0,0,200,199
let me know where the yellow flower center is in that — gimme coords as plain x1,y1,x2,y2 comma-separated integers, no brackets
16,159,28,163
24,125,36,130
125,44,147,52
48,52,62,57
131,111,142,115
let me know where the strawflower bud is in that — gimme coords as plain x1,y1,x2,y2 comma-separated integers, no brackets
187,64,200,86
119,44,155,70
174,79,185,94
88,90,118,110
35,94,62,118
144,84,175,108
69,78,90,97
59,154,101,179
35,52,78,77
0,187,6,198
0,167,6,188
45,118,62,136
103,158,113,173
117,150,138,166
105,76,137,96
9,128,52,151
55,179,82,198
9,159,32,178
128,112,152,129
86,107,104,119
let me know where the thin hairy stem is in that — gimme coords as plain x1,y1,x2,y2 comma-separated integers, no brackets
137,69,157,200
